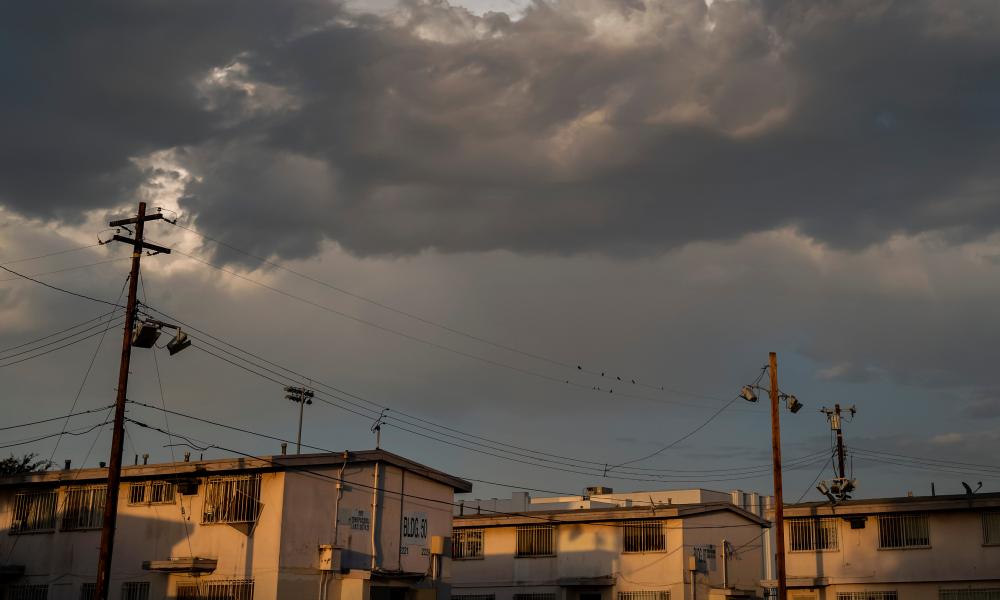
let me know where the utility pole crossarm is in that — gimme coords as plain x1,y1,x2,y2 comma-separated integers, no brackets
110,235,172,255
109,213,165,227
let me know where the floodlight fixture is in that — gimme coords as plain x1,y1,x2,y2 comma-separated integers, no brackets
132,321,162,348
166,330,191,355
740,385,758,403
785,394,803,413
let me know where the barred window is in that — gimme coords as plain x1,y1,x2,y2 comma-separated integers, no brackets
836,592,897,600
877,514,929,549
80,583,96,600
622,520,666,553
176,583,200,600
128,481,176,505
453,595,495,600
983,512,1000,545
62,485,106,531
789,518,839,551
941,589,1000,600
203,475,262,524
5,585,48,600
121,582,150,600
203,579,255,600
516,525,555,557
453,528,484,559
619,592,670,600
513,593,556,600
9,489,57,533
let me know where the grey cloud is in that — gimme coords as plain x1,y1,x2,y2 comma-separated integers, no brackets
4,0,1000,260
963,393,1000,419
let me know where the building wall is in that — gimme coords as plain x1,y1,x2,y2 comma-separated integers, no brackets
0,470,286,600
452,512,763,600
784,510,1000,584
680,511,765,599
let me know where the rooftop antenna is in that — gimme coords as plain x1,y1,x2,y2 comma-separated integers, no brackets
371,409,388,449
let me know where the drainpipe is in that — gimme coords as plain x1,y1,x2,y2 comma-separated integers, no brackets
370,460,380,571
333,451,349,547
722,539,729,589
398,469,406,570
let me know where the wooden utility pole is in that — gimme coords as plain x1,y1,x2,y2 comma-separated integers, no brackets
833,404,846,480
95,201,170,600
768,351,787,600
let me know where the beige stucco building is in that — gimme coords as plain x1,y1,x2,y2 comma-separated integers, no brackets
766,492,1000,600
0,450,471,600
450,499,768,600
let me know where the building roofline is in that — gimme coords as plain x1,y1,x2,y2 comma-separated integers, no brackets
454,501,768,527
0,449,472,493
784,491,1000,516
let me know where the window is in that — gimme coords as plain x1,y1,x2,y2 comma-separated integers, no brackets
5,585,48,600
516,525,555,557
941,590,1000,600
9,489,57,533
983,512,1000,545
121,582,150,600
61,485,106,531
513,594,556,600
203,579,255,600
453,528,484,559
619,592,670,600
877,514,929,549
128,481,176,505
789,518,839,551
80,583,96,600
453,595,495,600
203,475,262,524
836,593,897,600
176,583,200,600
622,520,666,553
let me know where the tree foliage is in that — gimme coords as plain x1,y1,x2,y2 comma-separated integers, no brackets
0,453,53,476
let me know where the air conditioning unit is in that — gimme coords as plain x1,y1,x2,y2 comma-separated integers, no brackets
319,545,342,571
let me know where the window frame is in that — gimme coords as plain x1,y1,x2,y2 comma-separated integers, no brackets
618,592,670,600
622,520,667,554
9,489,58,534
120,582,150,600
127,480,176,506
61,485,107,531
876,513,930,550
940,589,1000,600
982,511,1000,546
788,517,839,552
452,527,485,560
202,475,262,525
515,524,556,558
836,593,897,600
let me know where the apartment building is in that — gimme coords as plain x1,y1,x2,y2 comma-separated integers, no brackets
766,492,1000,600
450,496,769,600
0,449,472,600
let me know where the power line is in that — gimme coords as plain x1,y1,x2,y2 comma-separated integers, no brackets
0,420,113,450
169,222,732,405
0,309,121,355
0,320,126,368
162,248,735,413
0,257,130,283
0,264,126,308
126,417,772,531
0,405,117,432
137,303,766,477
0,314,124,361
850,447,1000,473
0,243,101,266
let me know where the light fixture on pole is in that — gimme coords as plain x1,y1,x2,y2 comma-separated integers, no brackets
284,386,314,454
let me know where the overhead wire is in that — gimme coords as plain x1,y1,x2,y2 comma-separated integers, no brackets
169,221,728,405
0,243,101,266
0,263,126,308
160,246,736,413
0,320,126,368
0,309,121,355
0,316,124,362
137,303,769,477
0,257,131,283
0,405,117,433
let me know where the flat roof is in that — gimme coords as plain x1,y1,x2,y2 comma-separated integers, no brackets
454,501,768,527
0,449,472,493
785,491,1000,516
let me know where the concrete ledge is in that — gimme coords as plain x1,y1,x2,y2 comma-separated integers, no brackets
142,557,218,573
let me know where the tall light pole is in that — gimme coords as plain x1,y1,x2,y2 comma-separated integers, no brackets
284,386,314,453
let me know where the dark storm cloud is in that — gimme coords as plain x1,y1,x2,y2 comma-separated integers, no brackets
3,0,1000,258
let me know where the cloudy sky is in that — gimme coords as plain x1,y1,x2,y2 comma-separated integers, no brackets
2,0,1000,505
